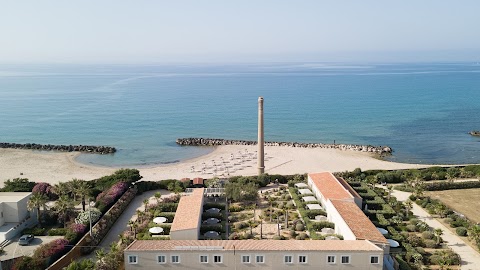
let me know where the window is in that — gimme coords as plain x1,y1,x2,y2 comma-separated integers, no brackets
200,255,208,263
213,255,223,263
341,255,350,264
298,255,307,264
171,255,180,263
256,255,265,263
284,255,293,264
128,255,138,264
242,255,251,264
370,256,379,264
157,255,166,264
327,255,336,264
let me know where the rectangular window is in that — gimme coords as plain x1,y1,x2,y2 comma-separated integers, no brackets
213,255,223,263
256,255,265,263
341,256,350,264
128,255,138,264
157,255,166,264
327,255,336,264
242,255,251,263
370,256,379,264
299,255,307,264
171,255,180,263
200,255,208,263
284,255,293,264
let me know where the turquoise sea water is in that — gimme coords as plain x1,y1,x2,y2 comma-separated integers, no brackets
0,63,479,166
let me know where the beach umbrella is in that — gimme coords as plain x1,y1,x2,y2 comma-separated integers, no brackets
376,227,388,235
387,239,400,248
149,227,164,234
153,217,167,224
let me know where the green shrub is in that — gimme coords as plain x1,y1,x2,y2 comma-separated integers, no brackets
228,205,244,212
47,228,68,236
289,230,297,238
295,223,305,231
22,227,46,236
429,250,461,265
295,233,307,240
311,221,334,231
424,239,437,248
456,227,468,236
407,234,424,247
421,231,434,240
406,224,417,232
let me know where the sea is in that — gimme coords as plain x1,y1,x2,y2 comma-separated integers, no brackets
0,62,479,167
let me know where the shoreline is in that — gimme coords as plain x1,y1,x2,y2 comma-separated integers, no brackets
0,146,439,187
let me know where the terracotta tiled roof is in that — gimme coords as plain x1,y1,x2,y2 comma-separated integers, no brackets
308,172,354,200
170,188,204,232
126,239,382,252
330,200,387,244
193,177,204,185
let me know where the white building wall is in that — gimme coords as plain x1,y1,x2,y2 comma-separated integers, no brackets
125,249,384,270
325,200,356,241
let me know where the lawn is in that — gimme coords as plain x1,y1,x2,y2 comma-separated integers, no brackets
426,188,480,223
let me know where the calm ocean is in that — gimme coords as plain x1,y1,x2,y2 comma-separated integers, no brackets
0,63,479,166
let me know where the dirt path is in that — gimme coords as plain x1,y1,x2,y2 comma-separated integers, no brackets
391,189,480,270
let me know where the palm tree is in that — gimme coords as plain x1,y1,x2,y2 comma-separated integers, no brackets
27,193,48,226
404,199,413,216
143,199,149,211
154,192,162,204
55,195,75,227
247,219,255,236
434,228,443,246
69,178,82,201
72,180,92,211
53,182,71,197
268,196,275,222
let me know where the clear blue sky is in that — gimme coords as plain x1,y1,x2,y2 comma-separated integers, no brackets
1,1,479,63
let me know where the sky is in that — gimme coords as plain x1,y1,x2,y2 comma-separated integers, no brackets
0,1,479,63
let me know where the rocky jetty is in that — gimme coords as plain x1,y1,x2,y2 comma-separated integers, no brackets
0,142,116,154
469,131,480,137
176,138,393,155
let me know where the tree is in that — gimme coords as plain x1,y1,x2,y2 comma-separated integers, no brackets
268,196,275,222
55,195,75,227
27,193,48,226
225,181,258,202
64,259,95,270
53,182,71,197
259,216,263,239
1,178,35,192
74,180,92,211
434,228,443,246
69,178,82,201
404,199,413,216
143,199,149,211
247,219,255,236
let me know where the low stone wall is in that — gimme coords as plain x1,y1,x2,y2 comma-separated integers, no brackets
0,142,116,154
176,138,393,155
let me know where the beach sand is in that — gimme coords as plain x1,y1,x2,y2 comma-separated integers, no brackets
0,146,428,187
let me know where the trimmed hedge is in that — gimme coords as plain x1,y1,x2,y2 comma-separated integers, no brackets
424,180,480,191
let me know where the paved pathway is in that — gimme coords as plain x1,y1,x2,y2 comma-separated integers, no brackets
80,189,174,261
391,189,480,270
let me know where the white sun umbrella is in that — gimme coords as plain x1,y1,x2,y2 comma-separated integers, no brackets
149,227,164,234
153,217,167,224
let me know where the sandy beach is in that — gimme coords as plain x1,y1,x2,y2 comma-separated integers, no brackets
0,146,429,187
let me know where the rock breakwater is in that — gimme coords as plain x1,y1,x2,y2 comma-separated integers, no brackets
0,142,116,154
176,138,392,155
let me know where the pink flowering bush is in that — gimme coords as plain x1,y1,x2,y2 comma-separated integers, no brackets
33,238,70,266
70,223,87,234
32,182,54,198
96,181,129,212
